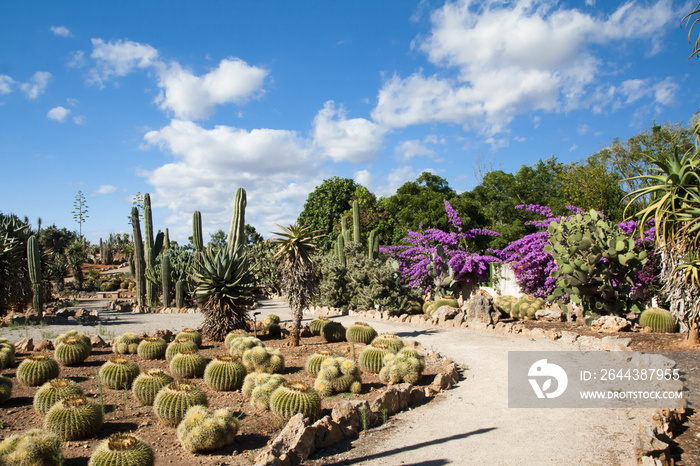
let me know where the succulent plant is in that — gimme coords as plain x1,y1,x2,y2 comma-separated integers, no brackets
55,330,92,355
309,317,329,336
0,341,15,370
177,405,239,453
44,395,103,440
425,296,459,316
346,322,378,344
224,329,249,349
0,375,11,404
229,336,263,357
165,337,199,362
379,348,426,385
270,381,321,421
359,343,396,374
242,346,284,374
639,307,678,333
305,351,334,376
98,357,140,390
112,333,141,355
153,380,208,427
137,336,167,360
263,314,281,327
242,373,286,410
315,357,362,397
204,355,246,391
16,354,60,387
321,321,346,343
510,295,546,320
27,235,43,313
54,336,90,366
266,323,282,339
494,295,519,316
170,350,207,379
370,333,404,353
33,378,84,415
132,369,174,406
88,433,154,466
0,428,62,466
175,328,202,348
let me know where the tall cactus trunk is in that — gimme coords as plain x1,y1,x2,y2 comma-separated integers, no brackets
192,211,204,252
367,230,376,259
143,194,155,306
341,216,350,244
164,228,170,251
352,200,361,244
161,252,171,308
128,254,135,277
27,235,43,314
131,207,146,308
176,280,185,308
226,188,247,255
337,234,346,267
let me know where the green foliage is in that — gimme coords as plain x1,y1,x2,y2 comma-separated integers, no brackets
177,406,239,453
137,336,167,360
165,337,199,362
161,252,171,307
269,381,321,421
44,395,103,440
425,296,459,316
112,333,141,355
379,348,426,385
153,381,208,427
248,240,282,297
131,207,146,307
346,322,377,344
684,3,700,59
359,343,396,374
16,354,60,387
131,369,173,406
98,357,140,390
321,321,346,343
314,357,362,397
88,433,154,466
0,213,32,314
170,350,207,379
175,328,202,348
176,279,186,308
192,211,204,252
204,355,247,391
229,336,263,357
0,428,62,466
0,376,11,404
242,346,285,374
242,373,286,410
33,378,83,415
54,336,90,366
305,351,334,377
639,307,678,333
370,334,404,353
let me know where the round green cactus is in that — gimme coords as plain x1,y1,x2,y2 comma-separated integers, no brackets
346,322,378,345
132,369,174,406
98,356,140,390
44,395,103,440
242,346,284,374
137,336,167,360
305,351,334,376
177,405,239,453
229,336,263,357
494,295,518,316
224,329,249,349
88,433,154,466
175,328,202,348
315,357,362,397
165,337,199,362
204,355,247,391
370,333,404,353
263,314,281,327
270,381,321,421
511,295,545,320
16,353,60,387
112,333,141,355
639,307,678,333
55,330,92,355
0,428,62,466
266,323,282,339
321,321,346,343
426,296,459,316
242,373,286,410
359,342,396,374
33,378,84,415
54,336,90,366
0,375,11,404
379,347,426,385
153,380,208,427
309,316,329,336
170,350,207,379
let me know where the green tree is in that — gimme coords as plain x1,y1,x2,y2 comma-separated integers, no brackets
297,177,358,251
72,190,89,240
244,224,263,246
208,229,227,253
560,158,626,222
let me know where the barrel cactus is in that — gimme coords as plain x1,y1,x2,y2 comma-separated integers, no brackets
270,381,321,421
55,330,92,355
170,350,207,379
511,295,545,320
132,369,174,406
137,336,167,360
359,343,397,374
153,380,208,427
177,405,239,453
224,329,249,349
321,321,346,343
204,355,247,391
44,395,103,440
0,428,62,466
379,348,426,385
16,354,60,387
112,333,141,355
315,357,362,397
639,307,678,333
175,328,202,348
88,433,154,466
0,375,11,404
33,378,84,415
494,295,518,316
309,316,329,336
229,336,263,357
263,314,281,327
346,322,378,345
242,373,286,410
54,336,90,366
425,296,458,316
371,333,404,353
305,351,334,376
165,337,199,362
98,357,140,390
242,346,284,374
0,338,15,369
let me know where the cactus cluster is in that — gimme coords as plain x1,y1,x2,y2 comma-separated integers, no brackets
242,373,286,410
494,295,518,316
170,350,207,379
177,405,239,453
44,395,104,440
98,357,140,390
204,355,247,391
359,343,396,374
229,336,263,357
321,321,346,343
270,381,321,421
224,329,249,349
166,337,199,362
88,433,154,466
424,296,459,316
639,307,678,333
0,428,62,466
153,381,208,427
54,336,90,366
305,351,334,376
55,330,92,355
175,328,202,348
137,336,168,360
315,357,362,397
33,378,84,415
346,322,377,344
379,348,426,384
132,369,174,406
371,334,404,352
16,354,60,387
0,375,11,404
309,317,329,336
510,295,546,320
0,338,15,369
112,333,141,355
242,346,284,374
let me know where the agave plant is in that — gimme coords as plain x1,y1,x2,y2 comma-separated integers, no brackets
683,2,700,60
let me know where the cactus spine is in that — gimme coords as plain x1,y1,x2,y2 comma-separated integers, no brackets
166,337,198,361
192,210,204,252
132,369,174,406
33,378,84,415
55,330,92,355
27,235,43,313
170,350,207,379
153,381,208,427
88,433,154,466
16,354,60,387
204,355,247,391
371,333,405,352
639,307,678,333
229,336,263,357
113,332,141,354
44,395,104,440
0,429,62,466
305,351,334,376
359,343,396,374
379,348,426,385
242,373,286,410
161,252,171,307
177,406,239,453
54,337,90,366
175,328,202,347
352,199,361,244
270,381,321,421
224,329,249,349
346,322,378,345
315,357,362,397
176,280,185,308
137,336,167,360
226,187,247,254
337,234,346,267
131,206,146,308
242,346,284,374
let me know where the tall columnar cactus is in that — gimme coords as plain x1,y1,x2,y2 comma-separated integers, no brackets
33,378,84,415
128,254,135,277
16,354,60,387
0,375,12,404
0,428,62,466
164,228,170,250
314,357,362,397
337,234,346,267
352,199,361,244
98,357,140,390
242,373,286,410
176,280,186,308
367,230,376,260
153,381,208,427
143,193,156,307
192,210,204,252
177,406,239,453
161,252,171,308
226,187,247,254
27,234,43,313
204,355,247,391
270,381,321,421
88,433,154,466
242,346,284,374
341,216,350,243
170,350,207,379
131,369,173,406
639,307,678,333
131,207,146,307
346,322,378,344
44,395,104,440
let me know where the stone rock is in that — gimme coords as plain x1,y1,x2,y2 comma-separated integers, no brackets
430,372,454,392
443,363,460,383
432,306,459,320
34,339,54,351
90,335,108,348
535,307,564,322
469,321,489,331
651,408,687,439
634,423,669,461
73,308,86,318
601,336,632,351
465,291,500,325
300,326,313,338
453,313,465,327
152,329,174,342
312,416,344,449
15,338,34,352
266,413,318,464
331,400,370,437
398,314,409,323
55,308,75,318
640,457,664,466
409,385,426,405
559,331,579,345
590,315,631,333
370,387,400,415
529,328,547,340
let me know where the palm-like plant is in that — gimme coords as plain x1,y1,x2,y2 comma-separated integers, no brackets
271,222,324,346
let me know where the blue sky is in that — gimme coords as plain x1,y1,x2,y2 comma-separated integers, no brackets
1,0,699,245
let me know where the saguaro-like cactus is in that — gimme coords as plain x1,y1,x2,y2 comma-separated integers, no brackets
176,280,186,308
161,252,171,308
352,199,361,244
27,235,43,313
341,216,350,243
192,211,204,252
131,207,146,308
337,234,346,267
226,188,247,254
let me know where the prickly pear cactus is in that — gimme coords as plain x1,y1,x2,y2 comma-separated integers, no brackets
229,336,263,358
379,348,426,384
639,307,678,333
0,375,11,404
242,346,284,374
16,354,60,387
170,350,207,379
346,322,378,344
33,378,84,415
359,342,397,374
44,395,104,440
88,433,154,466
0,428,62,466
204,355,247,391
305,351,334,376
175,328,202,348
269,381,321,421
98,357,140,390
309,317,330,336
112,333,141,355
137,336,167,360
314,357,362,397
177,406,239,453
165,337,199,362
242,373,286,410
153,381,208,427
224,329,249,349
370,333,404,353
321,321,346,343
54,337,90,366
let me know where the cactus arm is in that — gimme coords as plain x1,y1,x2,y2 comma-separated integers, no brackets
226,188,247,255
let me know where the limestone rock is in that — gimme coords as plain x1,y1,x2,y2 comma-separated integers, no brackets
90,335,108,348
634,423,669,461
312,416,344,449
34,339,54,351
266,413,318,464
465,291,500,325
535,307,564,322
590,315,631,333
15,337,34,352
432,306,459,320
331,400,370,437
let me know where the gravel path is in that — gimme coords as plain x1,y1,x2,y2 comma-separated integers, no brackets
0,299,650,465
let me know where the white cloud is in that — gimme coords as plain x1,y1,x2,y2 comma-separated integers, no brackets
20,72,51,99
47,106,71,122
68,51,86,68
0,75,13,95
651,77,679,106
73,115,86,125
50,26,71,37
577,124,590,135
92,185,117,196
354,169,375,190
569,144,578,152
312,100,386,163
395,139,436,161
375,166,421,197
89,38,158,87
